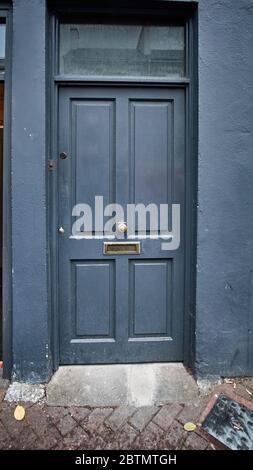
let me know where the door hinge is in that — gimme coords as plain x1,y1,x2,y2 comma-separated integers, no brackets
48,159,54,171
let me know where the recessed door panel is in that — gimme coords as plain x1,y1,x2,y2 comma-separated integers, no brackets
73,261,115,339
70,100,115,235
130,100,173,206
129,260,172,338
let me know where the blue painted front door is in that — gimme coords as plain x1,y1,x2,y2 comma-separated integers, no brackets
58,86,185,364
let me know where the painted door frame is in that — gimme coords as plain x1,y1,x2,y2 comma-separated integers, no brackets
48,2,198,373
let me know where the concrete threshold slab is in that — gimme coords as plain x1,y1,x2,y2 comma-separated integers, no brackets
46,363,199,407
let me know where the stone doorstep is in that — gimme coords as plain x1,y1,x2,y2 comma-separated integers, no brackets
5,365,235,408
46,364,199,408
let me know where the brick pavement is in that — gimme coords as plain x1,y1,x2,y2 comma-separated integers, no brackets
0,389,217,450
1,378,252,450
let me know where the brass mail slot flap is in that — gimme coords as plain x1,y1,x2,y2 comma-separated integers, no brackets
103,242,141,255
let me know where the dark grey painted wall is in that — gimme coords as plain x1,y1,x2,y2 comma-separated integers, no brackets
7,0,253,382
196,0,253,377
11,0,52,382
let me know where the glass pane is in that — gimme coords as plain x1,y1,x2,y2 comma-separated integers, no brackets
59,23,185,77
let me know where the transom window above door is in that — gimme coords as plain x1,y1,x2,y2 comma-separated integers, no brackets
59,21,185,78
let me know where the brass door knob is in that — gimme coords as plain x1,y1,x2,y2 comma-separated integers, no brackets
117,222,127,233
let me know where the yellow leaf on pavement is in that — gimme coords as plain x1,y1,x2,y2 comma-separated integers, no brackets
184,422,197,432
14,405,25,421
